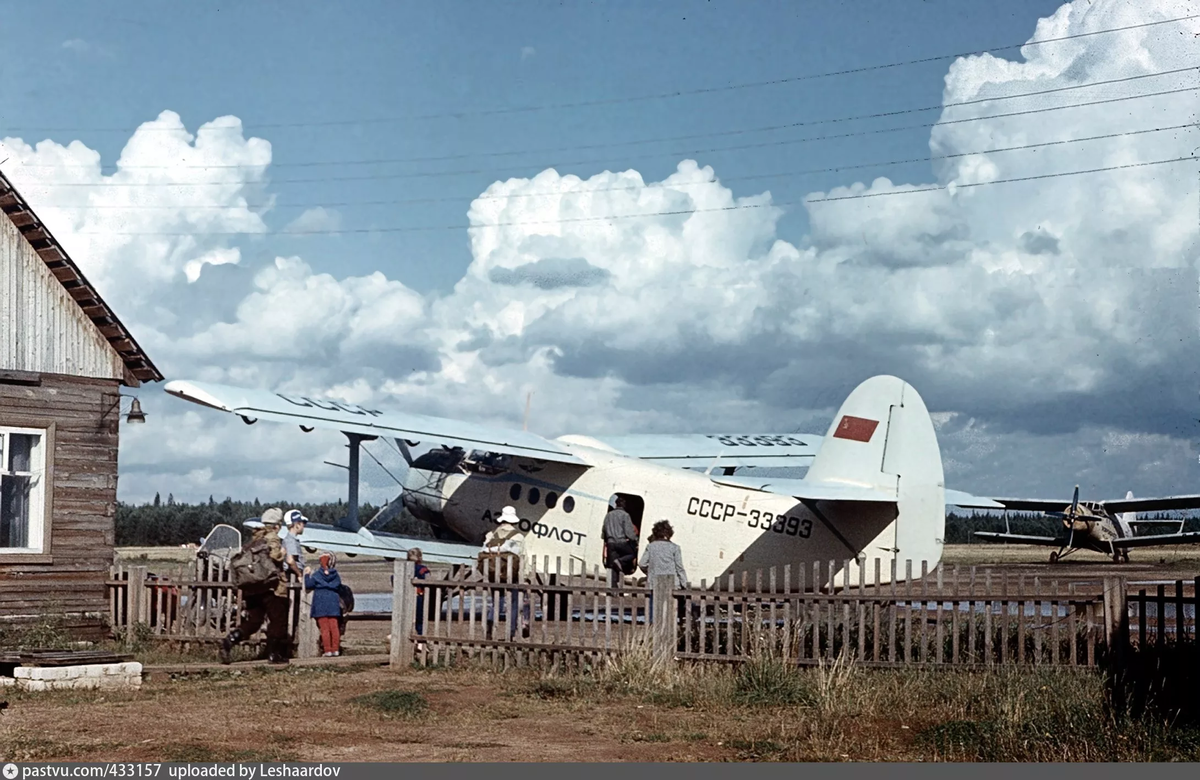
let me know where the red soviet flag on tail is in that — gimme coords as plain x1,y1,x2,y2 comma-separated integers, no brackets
832,415,879,443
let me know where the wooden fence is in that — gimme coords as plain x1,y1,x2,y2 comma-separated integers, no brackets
108,557,1198,672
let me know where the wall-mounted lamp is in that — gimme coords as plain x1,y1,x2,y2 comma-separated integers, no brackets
103,393,148,425
126,397,146,424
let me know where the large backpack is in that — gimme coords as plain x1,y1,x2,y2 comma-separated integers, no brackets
337,583,355,614
229,538,280,594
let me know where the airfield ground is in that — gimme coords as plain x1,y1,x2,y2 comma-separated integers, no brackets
2,545,1197,762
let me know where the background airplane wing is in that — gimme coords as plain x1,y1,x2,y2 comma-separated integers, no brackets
988,498,1073,512
300,524,480,565
1111,531,1200,549
581,432,822,469
973,531,1063,546
1102,495,1200,513
165,379,586,466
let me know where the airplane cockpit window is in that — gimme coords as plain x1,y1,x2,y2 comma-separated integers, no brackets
410,446,467,474
463,450,511,475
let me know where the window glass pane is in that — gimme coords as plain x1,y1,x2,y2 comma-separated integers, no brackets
9,434,36,473
0,474,31,548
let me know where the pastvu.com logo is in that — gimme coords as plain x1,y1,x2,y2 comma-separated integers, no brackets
3,763,19,779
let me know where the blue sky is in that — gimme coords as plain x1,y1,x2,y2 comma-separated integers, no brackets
2,0,1196,506
4,0,1063,291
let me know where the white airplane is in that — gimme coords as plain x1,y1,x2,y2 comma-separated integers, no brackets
974,487,1200,563
165,374,1004,589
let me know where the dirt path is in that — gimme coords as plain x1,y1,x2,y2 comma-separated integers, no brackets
0,665,731,763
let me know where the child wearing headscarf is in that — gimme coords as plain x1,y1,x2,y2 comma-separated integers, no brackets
304,552,343,657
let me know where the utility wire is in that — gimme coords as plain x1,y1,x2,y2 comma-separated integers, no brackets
75,156,1197,234
12,65,1197,171
24,122,1197,211
8,13,1197,133
11,84,1197,188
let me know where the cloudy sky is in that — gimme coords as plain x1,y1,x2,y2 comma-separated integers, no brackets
1,0,1197,506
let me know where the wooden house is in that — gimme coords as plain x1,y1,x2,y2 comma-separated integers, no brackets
0,170,162,637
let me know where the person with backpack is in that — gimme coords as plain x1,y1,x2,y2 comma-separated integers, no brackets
304,552,343,657
220,508,290,664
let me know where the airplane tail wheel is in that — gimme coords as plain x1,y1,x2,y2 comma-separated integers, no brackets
1049,551,1059,564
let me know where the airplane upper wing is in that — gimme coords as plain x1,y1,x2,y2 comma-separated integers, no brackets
580,432,822,469
973,531,1063,546
1111,531,1200,549
1102,495,1200,513
165,379,586,466
299,524,480,565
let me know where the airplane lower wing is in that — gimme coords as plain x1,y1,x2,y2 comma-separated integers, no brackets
973,531,1063,546
577,432,822,469
1112,531,1200,549
299,524,480,566
165,379,586,466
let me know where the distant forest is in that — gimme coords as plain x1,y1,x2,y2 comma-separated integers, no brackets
115,494,433,547
116,495,1200,547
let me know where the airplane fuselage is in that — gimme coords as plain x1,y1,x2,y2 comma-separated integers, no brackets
402,437,921,588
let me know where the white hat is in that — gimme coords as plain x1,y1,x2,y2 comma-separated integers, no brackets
243,519,264,530
283,509,309,527
497,506,519,525
260,507,284,526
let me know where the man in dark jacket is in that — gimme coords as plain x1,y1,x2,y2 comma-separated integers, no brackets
220,508,289,664
304,552,343,657
603,497,639,587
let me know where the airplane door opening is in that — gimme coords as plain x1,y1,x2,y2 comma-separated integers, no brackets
611,493,645,535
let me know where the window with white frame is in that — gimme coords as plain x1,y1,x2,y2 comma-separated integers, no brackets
0,427,47,553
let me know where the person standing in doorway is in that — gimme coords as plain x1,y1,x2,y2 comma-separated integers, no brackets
603,496,639,587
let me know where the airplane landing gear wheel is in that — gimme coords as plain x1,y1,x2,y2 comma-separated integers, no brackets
1049,551,1059,564
1112,552,1123,563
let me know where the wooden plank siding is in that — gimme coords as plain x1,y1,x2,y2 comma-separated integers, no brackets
0,214,125,381
0,373,121,630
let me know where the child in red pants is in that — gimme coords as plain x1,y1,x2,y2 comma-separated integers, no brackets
304,552,343,656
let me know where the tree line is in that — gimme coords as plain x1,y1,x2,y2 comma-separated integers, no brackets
115,495,434,547
117,498,1199,548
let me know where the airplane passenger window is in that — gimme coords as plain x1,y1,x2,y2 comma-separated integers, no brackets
528,487,541,505
509,483,521,501
563,496,575,513
546,492,558,509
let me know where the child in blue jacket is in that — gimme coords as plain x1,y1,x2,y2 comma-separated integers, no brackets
304,552,343,656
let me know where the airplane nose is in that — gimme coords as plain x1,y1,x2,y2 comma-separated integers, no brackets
400,468,447,525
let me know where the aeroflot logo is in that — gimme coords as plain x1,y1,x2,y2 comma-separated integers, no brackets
833,415,878,443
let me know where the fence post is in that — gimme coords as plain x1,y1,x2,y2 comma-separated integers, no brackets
651,575,676,669
127,565,148,644
297,584,319,658
390,559,417,669
1102,576,1129,717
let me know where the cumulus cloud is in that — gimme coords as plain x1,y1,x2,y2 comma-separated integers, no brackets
520,46,536,61
4,0,1197,505
283,207,341,234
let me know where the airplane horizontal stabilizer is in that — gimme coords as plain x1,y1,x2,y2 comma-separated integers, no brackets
164,379,586,466
1111,531,1200,549
299,523,480,565
973,531,1062,546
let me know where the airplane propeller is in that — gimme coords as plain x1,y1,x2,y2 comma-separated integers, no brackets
1047,485,1090,533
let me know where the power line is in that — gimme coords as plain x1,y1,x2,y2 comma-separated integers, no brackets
24,123,1197,211
12,65,1197,171
803,156,1195,203
8,13,1197,134
10,84,1197,188
74,156,1196,234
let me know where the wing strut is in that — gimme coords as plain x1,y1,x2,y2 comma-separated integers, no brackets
344,432,377,531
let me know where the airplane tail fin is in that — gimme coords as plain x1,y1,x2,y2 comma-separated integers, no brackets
805,375,945,582
1118,490,1136,537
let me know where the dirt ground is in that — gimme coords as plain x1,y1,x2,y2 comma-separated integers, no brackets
0,664,743,762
